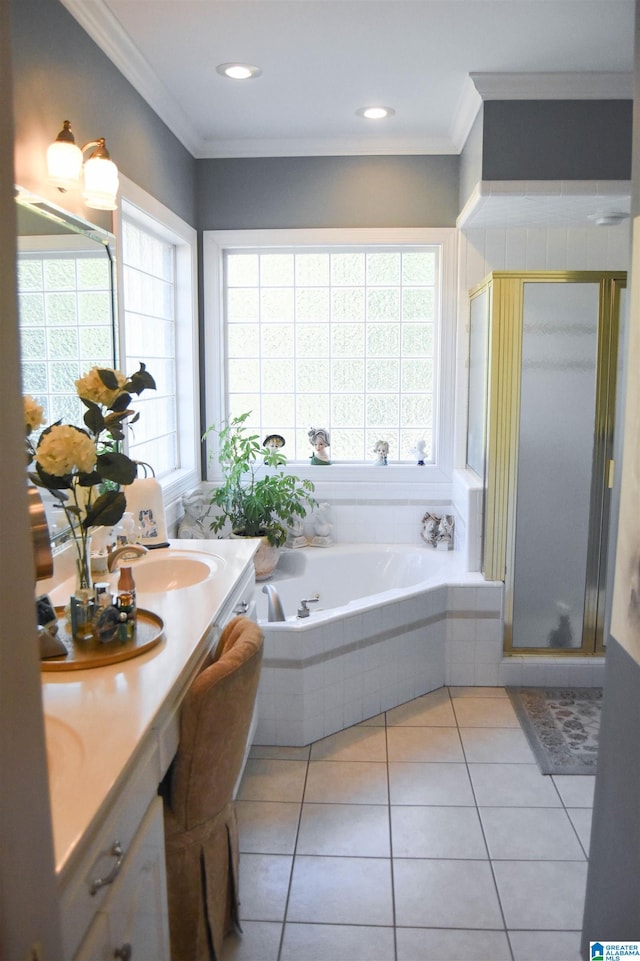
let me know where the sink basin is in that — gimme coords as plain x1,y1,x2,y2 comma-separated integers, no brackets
129,550,225,593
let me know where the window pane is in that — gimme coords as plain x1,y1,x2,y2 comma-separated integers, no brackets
223,246,439,463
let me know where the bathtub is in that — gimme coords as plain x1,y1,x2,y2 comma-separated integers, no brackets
253,544,504,746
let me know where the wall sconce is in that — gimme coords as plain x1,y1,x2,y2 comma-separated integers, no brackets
46,120,119,211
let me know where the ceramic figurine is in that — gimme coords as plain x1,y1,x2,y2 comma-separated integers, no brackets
420,511,440,548
373,440,389,465
436,514,454,550
309,427,331,464
414,439,427,465
311,502,334,546
285,516,308,549
263,433,285,462
178,488,209,539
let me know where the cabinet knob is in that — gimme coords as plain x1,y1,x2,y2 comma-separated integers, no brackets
113,944,132,960
90,840,124,896
233,600,249,614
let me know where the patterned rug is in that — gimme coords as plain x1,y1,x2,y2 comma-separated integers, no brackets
507,687,603,775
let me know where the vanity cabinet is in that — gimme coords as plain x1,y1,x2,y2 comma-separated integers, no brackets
74,798,169,961
45,540,259,961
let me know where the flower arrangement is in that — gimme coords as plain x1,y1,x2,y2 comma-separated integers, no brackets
25,364,156,590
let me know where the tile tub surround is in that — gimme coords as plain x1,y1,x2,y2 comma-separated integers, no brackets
254,547,604,746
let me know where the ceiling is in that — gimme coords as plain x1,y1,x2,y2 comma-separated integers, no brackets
60,0,634,161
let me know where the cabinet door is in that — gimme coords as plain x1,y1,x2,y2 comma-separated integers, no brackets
74,797,170,961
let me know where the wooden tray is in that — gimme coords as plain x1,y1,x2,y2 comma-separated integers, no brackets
40,607,164,672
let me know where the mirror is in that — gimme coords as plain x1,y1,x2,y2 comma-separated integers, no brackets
16,187,118,546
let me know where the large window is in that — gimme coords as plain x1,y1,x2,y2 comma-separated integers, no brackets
205,229,456,476
118,182,199,503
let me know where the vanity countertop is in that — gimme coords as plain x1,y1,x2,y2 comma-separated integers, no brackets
41,539,258,881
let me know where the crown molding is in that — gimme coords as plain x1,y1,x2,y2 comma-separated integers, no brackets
449,76,483,153
470,72,633,101
194,135,457,160
58,0,202,156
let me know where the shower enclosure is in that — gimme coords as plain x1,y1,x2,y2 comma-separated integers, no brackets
468,271,626,656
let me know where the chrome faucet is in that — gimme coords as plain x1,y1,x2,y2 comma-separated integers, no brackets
262,583,285,622
107,543,149,572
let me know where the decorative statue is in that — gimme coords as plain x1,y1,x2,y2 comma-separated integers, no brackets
420,512,440,548
437,514,455,550
263,433,285,462
373,440,389,466
308,426,331,465
178,487,209,539
311,502,334,546
414,439,427,466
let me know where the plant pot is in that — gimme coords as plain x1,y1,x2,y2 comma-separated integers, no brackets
230,530,281,580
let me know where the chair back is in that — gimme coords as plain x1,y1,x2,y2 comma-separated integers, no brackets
169,615,263,830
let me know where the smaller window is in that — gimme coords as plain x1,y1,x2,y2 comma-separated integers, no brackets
118,181,199,503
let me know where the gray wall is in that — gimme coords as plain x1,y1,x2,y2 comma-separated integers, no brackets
482,100,632,181
196,155,460,229
11,0,197,228
581,4,640,955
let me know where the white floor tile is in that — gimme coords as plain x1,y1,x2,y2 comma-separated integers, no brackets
396,927,511,961
468,762,562,807
221,921,282,961
509,928,583,960
304,760,388,804
389,761,475,806
391,805,487,859
459,726,535,763
287,855,394,925
492,860,588,929
480,807,586,860
236,800,301,855
297,803,390,857
237,758,308,802
309,723,388,761
452,696,520,728
387,725,464,762
237,853,293,922
552,774,596,808
280,923,395,961
393,858,503,928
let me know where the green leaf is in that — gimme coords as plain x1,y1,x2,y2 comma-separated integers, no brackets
110,393,132,413
83,489,126,529
83,402,105,436
96,451,138,485
126,364,157,394
34,463,74,490
98,368,120,390
77,470,101,486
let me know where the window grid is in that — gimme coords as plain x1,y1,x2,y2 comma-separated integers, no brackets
121,220,179,478
224,247,438,462
18,250,113,432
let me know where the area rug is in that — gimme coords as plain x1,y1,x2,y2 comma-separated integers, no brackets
507,687,603,775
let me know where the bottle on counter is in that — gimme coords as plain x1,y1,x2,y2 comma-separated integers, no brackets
116,565,137,640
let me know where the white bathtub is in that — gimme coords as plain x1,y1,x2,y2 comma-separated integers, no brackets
253,544,504,745
255,544,471,624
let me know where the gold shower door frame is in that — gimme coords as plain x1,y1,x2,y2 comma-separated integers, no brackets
471,271,626,656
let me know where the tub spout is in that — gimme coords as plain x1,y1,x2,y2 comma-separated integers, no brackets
262,583,285,622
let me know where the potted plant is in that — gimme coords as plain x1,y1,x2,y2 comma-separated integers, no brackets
205,412,316,579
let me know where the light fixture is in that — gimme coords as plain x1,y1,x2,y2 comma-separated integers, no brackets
216,62,262,80
46,120,119,211
356,106,396,120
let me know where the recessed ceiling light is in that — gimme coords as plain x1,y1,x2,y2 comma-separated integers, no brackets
356,106,395,120
216,62,262,80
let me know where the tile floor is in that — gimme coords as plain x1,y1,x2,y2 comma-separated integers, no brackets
221,686,593,961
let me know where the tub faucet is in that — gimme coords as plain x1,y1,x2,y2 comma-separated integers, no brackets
297,595,320,618
107,543,149,572
262,584,285,622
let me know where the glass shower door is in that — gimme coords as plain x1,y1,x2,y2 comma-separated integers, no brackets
510,281,600,650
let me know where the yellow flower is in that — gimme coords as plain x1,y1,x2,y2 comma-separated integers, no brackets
36,425,97,477
24,395,45,433
75,367,127,408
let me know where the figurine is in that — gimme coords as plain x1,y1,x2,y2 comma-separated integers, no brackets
178,488,209,539
436,514,454,550
308,427,331,465
420,512,440,548
311,502,334,546
414,439,427,466
373,440,389,465
263,433,285,462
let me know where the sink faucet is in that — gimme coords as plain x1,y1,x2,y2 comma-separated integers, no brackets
107,544,149,572
262,584,285,622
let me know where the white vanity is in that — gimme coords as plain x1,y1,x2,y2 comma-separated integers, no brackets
41,539,258,961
